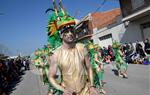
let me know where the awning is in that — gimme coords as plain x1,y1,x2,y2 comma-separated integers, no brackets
122,6,150,21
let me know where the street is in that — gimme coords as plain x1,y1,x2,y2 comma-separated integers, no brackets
10,64,150,95
104,64,150,95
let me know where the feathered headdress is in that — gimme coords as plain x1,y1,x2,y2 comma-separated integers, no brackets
46,0,76,49
112,41,120,49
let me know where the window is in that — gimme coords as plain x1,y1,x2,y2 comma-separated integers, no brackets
99,34,112,41
131,0,144,10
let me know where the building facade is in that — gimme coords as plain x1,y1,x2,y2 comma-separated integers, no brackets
119,0,150,42
76,8,126,47
76,1,150,48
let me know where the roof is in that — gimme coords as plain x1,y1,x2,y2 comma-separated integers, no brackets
91,8,121,29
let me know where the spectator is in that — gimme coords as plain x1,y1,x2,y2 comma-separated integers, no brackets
101,47,108,58
108,45,115,61
135,41,146,58
122,43,127,54
144,38,150,54
125,42,135,63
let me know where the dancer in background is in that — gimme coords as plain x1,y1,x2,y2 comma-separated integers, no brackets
112,41,128,78
94,44,106,94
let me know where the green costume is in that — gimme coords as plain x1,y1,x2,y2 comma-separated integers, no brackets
86,42,104,91
32,0,106,94
44,0,76,94
112,41,128,77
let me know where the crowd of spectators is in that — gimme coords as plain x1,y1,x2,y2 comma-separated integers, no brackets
99,38,150,65
0,55,30,95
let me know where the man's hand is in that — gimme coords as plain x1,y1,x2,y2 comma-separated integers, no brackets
89,87,99,95
63,89,74,95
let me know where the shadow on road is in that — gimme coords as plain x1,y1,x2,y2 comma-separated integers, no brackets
5,71,26,95
112,69,119,76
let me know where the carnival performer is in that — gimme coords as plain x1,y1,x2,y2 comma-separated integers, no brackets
46,1,99,94
48,24,100,95
44,0,107,94
33,49,45,84
94,44,106,94
112,41,128,78
87,43,106,94
31,47,54,95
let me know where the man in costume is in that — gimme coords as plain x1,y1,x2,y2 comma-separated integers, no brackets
48,27,99,95
112,41,128,78
47,0,99,94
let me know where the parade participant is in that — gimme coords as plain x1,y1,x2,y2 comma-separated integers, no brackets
48,25,99,95
93,44,106,94
112,41,128,78
33,49,45,83
31,48,48,84
47,1,99,94
31,47,55,95
41,0,110,94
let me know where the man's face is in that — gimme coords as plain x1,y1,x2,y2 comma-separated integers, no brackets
61,28,76,44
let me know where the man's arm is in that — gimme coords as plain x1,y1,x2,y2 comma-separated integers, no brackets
48,54,65,92
84,47,94,86
84,47,100,95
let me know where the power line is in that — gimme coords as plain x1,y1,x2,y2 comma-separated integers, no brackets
95,0,119,12
79,0,106,19
95,0,106,12
79,0,118,19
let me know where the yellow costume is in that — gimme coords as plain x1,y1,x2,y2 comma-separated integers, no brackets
54,43,90,95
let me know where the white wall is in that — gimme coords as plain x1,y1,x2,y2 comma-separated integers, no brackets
92,15,150,48
92,23,126,47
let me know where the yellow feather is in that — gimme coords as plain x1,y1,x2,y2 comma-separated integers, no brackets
48,22,57,36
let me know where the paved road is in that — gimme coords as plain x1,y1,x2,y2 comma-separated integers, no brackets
10,64,150,95
104,64,150,95
10,66,48,95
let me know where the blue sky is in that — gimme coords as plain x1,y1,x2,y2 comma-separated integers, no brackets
0,0,120,56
